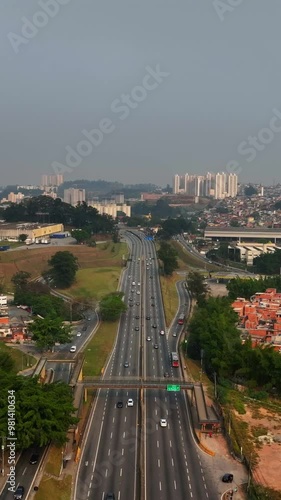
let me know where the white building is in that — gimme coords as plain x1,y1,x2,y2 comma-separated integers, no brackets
64,188,86,206
88,203,131,219
227,173,238,198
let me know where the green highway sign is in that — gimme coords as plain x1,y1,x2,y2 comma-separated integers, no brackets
166,385,180,392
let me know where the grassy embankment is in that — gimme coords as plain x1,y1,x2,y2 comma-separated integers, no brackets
0,342,37,372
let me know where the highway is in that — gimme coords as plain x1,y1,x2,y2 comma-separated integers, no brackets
142,236,217,500
75,232,143,500
75,231,218,499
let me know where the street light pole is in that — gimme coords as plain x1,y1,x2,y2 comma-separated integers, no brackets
1,436,5,476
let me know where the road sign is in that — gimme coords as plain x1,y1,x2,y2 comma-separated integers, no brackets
166,385,180,392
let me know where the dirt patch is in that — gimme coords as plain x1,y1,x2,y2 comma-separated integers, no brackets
234,405,281,491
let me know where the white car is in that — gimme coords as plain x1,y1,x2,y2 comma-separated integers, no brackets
172,332,177,337
76,332,82,337
69,346,76,353
146,336,151,341
136,291,140,295
160,330,165,336
127,399,134,407
132,281,136,285
138,282,141,286
160,418,167,428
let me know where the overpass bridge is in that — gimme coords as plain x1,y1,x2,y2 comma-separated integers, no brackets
81,377,220,426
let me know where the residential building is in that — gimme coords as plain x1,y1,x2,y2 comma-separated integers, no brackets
88,202,131,218
64,188,86,206
41,174,64,187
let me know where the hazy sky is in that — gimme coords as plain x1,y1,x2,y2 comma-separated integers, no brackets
1,0,281,187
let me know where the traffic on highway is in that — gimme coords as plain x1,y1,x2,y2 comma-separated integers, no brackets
75,231,218,500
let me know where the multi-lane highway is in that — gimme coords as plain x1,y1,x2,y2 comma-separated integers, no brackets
75,232,143,499
75,231,218,500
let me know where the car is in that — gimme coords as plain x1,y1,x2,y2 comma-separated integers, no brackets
29,453,39,465
127,398,134,407
131,289,135,293
76,332,81,337
132,281,136,285
150,276,153,279
136,291,140,295
164,372,169,378
135,326,139,331
82,326,87,331
14,486,25,499
136,302,140,306
87,317,91,321
222,474,233,483
147,336,152,342
129,297,133,301
160,418,167,428
152,324,157,329
135,315,140,319
146,316,150,320
69,346,76,353
151,303,155,307
154,344,159,349
117,401,123,408
129,303,133,307
106,494,115,500
151,296,154,299
124,361,129,368
138,282,141,286
160,330,165,335
172,332,177,337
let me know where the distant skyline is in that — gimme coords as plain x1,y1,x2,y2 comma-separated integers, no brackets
1,1,281,186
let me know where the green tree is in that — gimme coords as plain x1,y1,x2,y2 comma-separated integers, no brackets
47,251,78,288
29,316,72,350
244,185,258,196
186,271,209,304
18,233,28,242
11,271,31,290
157,241,178,275
71,228,91,244
0,373,78,449
0,352,15,372
100,292,127,321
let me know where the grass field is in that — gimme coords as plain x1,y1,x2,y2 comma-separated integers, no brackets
45,446,63,476
62,267,121,301
83,320,119,377
171,241,220,272
0,242,128,290
160,274,181,327
0,342,37,372
34,474,72,500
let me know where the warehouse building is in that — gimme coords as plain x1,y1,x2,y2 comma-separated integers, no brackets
0,222,64,242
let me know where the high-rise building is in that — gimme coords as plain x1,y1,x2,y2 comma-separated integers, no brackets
227,173,238,198
41,174,64,187
173,174,180,194
64,188,86,206
173,171,238,199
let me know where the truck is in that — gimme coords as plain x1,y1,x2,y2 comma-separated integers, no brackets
50,233,67,239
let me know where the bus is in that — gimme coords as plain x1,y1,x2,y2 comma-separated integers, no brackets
177,313,185,325
171,352,179,367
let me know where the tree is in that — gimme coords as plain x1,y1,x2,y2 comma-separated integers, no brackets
47,251,78,288
0,352,15,372
29,316,72,350
157,241,178,275
11,271,31,290
0,376,78,449
244,185,258,196
186,271,209,304
19,233,28,242
71,228,91,244
99,292,127,321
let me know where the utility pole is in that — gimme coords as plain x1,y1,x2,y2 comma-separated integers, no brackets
70,302,72,323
